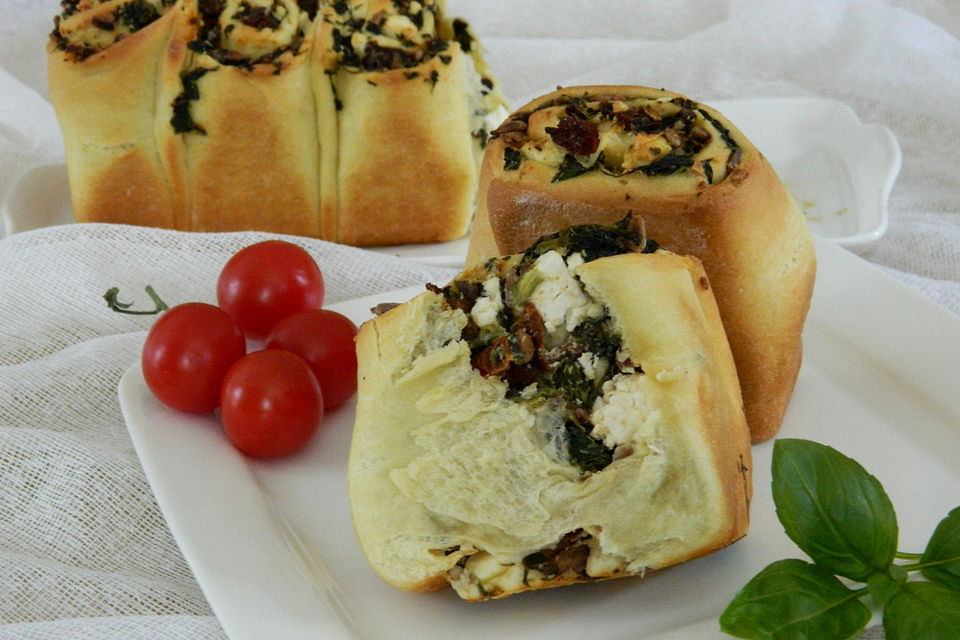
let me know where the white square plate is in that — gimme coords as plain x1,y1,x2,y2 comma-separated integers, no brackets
3,97,899,255
119,236,960,640
711,97,900,248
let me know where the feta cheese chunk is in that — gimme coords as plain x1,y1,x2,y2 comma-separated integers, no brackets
469,277,503,327
590,374,657,449
528,250,604,333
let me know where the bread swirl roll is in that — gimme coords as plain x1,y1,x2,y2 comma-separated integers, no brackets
47,0,179,227
465,86,816,443
350,218,752,600
47,0,507,244
314,0,502,245
158,0,321,235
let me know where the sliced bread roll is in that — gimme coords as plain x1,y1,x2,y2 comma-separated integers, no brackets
349,217,752,601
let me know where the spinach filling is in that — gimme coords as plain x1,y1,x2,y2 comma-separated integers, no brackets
432,215,656,474
51,0,174,61
116,0,162,31
170,67,214,135
491,95,742,183
327,0,447,75
186,0,314,69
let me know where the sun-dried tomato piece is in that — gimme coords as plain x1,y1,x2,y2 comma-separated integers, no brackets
471,335,513,377
546,116,599,156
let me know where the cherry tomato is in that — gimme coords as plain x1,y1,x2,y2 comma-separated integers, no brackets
217,240,325,340
142,302,246,414
219,349,324,458
265,309,359,412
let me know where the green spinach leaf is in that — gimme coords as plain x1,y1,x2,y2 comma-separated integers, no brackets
772,439,898,581
503,147,522,170
720,558,870,640
551,153,595,182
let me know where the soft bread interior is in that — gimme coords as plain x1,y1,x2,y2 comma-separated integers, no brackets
349,248,751,601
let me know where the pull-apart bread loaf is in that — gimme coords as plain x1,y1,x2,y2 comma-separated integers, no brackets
465,86,816,443
48,0,508,245
349,217,752,601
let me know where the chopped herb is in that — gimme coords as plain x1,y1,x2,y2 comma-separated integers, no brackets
297,0,318,19
427,69,439,89
520,213,648,267
451,18,473,52
170,67,214,135
503,147,522,170
427,39,449,55
409,4,424,29
696,108,739,150
563,411,613,473
115,0,161,32
638,152,693,176
329,75,342,110
60,1,81,19
551,153,596,182
702,160,714,184
330,28,361,66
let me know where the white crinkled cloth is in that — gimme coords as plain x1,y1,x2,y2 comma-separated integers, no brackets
0,224,459,640
2,0,958,638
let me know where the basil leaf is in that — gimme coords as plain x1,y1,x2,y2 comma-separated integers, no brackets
867,565,907,607
720,558,871,640
772,439,898,581
920,506,960,590
883,581,960,640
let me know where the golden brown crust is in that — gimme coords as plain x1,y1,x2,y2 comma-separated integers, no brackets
165,2,321,235
47,9,179,228
327,47,477,245
466,85,816,442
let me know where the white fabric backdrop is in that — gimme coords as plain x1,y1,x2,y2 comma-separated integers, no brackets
2,0,958,637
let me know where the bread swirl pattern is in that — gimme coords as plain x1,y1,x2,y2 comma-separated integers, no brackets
350,218,752,600
47,0,508,244
51,0,175,60
466,85,816,443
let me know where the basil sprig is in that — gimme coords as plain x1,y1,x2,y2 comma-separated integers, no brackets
721,438,960,640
